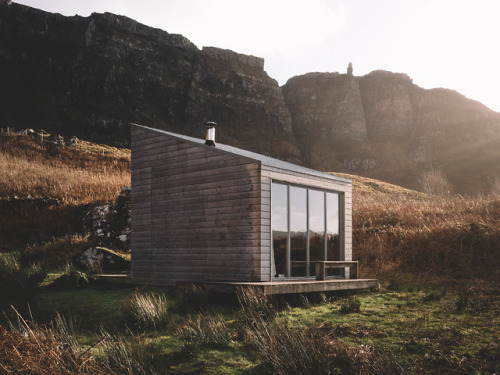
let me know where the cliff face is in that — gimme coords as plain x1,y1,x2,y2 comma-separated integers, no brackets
1,2,499,193
0,2,301,162
183,47,299,160
283,70,500,193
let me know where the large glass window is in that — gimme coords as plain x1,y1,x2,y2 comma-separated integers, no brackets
271,183,287,277
308,189,325,276
326,192,341,276
271,181,342,279
290,186,307,277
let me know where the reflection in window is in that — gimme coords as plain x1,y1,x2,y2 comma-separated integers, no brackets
271,182,342,279
308,189,325,276
326,192,341,276
290,186,307,277
272,183,287,277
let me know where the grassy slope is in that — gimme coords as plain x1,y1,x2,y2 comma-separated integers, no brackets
335,172,500,283
0,132,130,251
0,138,499,374
1,131,498,280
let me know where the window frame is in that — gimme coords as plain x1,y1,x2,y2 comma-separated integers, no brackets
270,180,345,280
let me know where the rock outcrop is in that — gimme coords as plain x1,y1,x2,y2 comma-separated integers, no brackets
73,247,130,272
82,185,131,250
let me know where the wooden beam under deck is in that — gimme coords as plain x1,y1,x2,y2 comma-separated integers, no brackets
177,278,378,295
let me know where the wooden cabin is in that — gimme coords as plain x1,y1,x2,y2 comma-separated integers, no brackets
131,123,376,294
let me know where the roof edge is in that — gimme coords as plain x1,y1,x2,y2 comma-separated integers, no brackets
131,122,263,165
130,123,352,185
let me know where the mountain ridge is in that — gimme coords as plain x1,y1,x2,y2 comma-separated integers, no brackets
1,1,499,194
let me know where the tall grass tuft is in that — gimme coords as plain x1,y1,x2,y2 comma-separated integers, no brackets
98,328,159,375
2,307,159,375
237,287,351,375
176,313,232,356
1,307,107,374
123,290,169,330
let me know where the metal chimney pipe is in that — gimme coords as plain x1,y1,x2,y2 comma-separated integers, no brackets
205,122,217,147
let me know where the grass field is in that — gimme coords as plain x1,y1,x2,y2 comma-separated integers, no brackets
0,131,499,374
1,281,497,374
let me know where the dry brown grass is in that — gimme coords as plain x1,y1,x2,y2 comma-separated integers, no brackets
0,311,111,375
0,133,130,204
337,173,500,282
0,133,130,251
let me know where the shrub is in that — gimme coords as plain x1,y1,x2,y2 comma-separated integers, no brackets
418,168,452,196
340,295,361,314
455,287,490,313
124,290,169,330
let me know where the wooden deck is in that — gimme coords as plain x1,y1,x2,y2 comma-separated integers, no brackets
177,278,378,295
93,274,378,295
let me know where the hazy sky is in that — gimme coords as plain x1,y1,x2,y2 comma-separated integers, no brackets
15,0,500,112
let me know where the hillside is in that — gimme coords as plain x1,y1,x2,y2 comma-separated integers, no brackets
0,131,130,250
0,130,498,282
1,2,500,194
0,134,498,374
338,173,500,281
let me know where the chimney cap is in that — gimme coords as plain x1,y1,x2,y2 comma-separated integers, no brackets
205,121,217,147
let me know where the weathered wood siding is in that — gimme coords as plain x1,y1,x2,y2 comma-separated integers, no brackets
131,126,262,286
260,165,352,281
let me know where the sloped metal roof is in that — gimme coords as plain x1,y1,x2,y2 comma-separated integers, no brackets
132,123,351,184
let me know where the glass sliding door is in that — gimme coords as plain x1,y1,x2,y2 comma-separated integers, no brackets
326,192,341,276
290,186,307,277
271,183,288,277
271,181,343,280
308,189,325,276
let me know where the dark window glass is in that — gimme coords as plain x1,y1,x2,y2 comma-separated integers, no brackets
272,183,287,277
290,186,307,277
309,189,325,275
326,192,341,276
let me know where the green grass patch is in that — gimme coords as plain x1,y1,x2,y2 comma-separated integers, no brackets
37,285,137,330
283,289,500,373
4,283,498,374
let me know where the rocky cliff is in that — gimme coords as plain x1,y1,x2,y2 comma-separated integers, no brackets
0,2,301,162
283,69,500,193
1,2,499,193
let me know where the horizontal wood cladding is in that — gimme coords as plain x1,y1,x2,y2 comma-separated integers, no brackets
131,125,354,286
131,126,262,284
